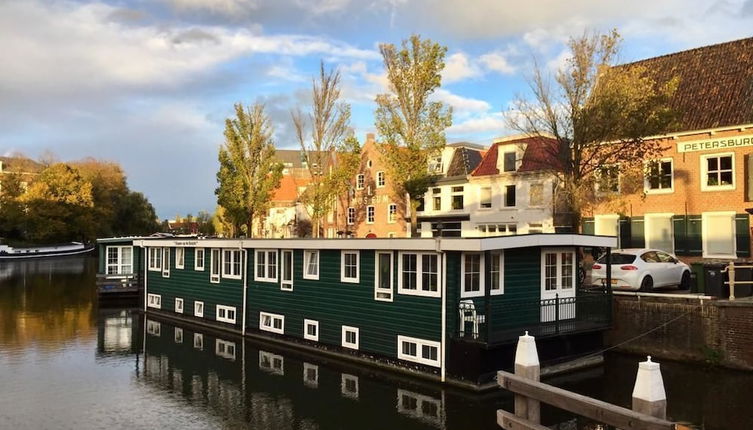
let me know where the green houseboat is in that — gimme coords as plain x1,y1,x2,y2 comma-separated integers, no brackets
96,234,616,386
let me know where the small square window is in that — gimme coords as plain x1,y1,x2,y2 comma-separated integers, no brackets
175,298,184,313
341,326,359,350
304,319,319,341
194,301,204,318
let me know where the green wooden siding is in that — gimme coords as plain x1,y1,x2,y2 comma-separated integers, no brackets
146,247,244,328
98,241,143,275
245,249,442,360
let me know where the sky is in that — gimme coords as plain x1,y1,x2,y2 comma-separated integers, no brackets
2,0,752,218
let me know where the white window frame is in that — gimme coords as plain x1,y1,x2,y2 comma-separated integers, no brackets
259,311,284,334
106,245,133,275
341,373,359,399
397,335,441,367
148,247,162,272
479,186,492,209
222,249,243,280
450,186,464,210
210,248,221,283
503,184,516,208
194,301,204,318
366,205,375,224
303,250,319,280
347,207,355,225
341,250,360,283
397,252,441,298
374,251,394,302
501,150,518,172
161,248,170,278
595,164,621,194
303,362,319,388
146,320,161,336
259,350,284,375
147,293,161,309
216,339,236,360
254,249,278,283
540,248,577,293
216,305,237,324
644,213,675,254
175,247,185,269
644,158,674,194
304,319,319,341
281,249,294,291
195,248,205,271
388,203,397,223
489,252,504,295
194,333,203,350
701,152,735,191
175,297,184,314
356,174,365,190
341,325,359,350
175,327,183,343
702,211,737,259
377,171,385,187
460,252,485,298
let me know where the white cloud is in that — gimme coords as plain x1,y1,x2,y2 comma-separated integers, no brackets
479,51,516,75
161,0,258,15
442,52,481,83
448,112,509,135
432,89,490,114
295,0,351,15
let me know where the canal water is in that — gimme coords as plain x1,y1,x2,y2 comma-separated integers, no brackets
1,256,751,429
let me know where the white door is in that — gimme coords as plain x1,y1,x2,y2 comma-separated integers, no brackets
541,249,577,322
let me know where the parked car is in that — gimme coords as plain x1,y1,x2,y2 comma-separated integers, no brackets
590,248,691,291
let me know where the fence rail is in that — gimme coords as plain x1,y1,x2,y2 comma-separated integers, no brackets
96,273,142,295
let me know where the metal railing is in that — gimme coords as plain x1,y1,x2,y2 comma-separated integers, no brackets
722,262,753,301
96,273,142,294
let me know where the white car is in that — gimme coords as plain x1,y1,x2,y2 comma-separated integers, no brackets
590,248,691,291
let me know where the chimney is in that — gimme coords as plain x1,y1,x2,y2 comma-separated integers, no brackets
366,133,375,143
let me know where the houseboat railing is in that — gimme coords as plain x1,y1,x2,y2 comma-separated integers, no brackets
96,273,143,295
455,289,612,345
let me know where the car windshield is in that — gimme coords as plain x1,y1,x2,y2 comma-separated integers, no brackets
596,253,636,264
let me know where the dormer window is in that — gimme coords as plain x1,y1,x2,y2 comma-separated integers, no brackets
428,156,443,173
503,151,516,172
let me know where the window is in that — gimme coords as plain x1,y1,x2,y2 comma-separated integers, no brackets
259,351,284,375
529,183,543,206
428,155,443,173
702,153,734,190
162,248,170,278
367,160,373,168
146,320,161,336
366,206,375,224
398,252,440,297
347,207,355,225
479,187,492,209
489,252,504,295
210,249,220,283
377,171,385,187
222,249,242,279
596,165,620,193
432,188,441,211
255,250,277,282
356,174,365,190
304,319,319,341
194,333,203,350
450,186,464,210
148,247,162,271
416,195,425,212
461,253,483,298
106,246,133,275
216,305,236,324
645,213,674,253
260,312,284,334
303,250,319,280
195,248,205,271
504,185,516,207
477,223,517,236
175,327,183,343
702,211,736,258
503,151,516,172
281,250,293,291
375,252,394,301
397,335,440,367
541,250,576,291
175,248,185,269
646,159,673,193
303,362,318,388
397,390,443,424
216,339,236,360
194,301,204,317
341,374,359,399
147,293,161,309
175,298,184,314
388,203,397,223
341,326,359,350
341,250,360,283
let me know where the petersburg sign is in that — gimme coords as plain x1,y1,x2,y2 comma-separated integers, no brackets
677,133,753,152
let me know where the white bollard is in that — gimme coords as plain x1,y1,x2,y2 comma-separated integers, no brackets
632,355,667,419
514,331,541,423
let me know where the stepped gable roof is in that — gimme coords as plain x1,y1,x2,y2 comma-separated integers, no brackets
615,37,753,133
444,146,484,178
472,135,560,176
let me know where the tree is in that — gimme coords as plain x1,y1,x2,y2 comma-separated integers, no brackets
212,205,235,237
72,158,129,237
0,173,27,240
292,63,361,237
508,29,678,231
114,191,160,235
374,35,453,236
216,103,283,237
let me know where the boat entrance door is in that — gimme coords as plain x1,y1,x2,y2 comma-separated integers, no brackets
540,248,576,322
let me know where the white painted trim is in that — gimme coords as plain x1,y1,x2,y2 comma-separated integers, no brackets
376,171,385,188
242,249,247,335
397,335,441,367
194,333,203,350
105,245,133,275
460,252,485,298
341,325,359,350
174,327,183,343
222,248,243,280
440,252,446,382
161,247,170,278
175,297,183,314
700,152,736,192
147,247,162,272
280,249,294,291
259,311,284,334
147,293,161,309
340,250,360,283
175,247,185,269
146,319,161,336
254,249,278,283
209,248,221,283
194,248,205,271
303,250,320,280
396,251,441,298
366,205,375,224
540,247,577,299
216,305,237,324
374,251,394,302
644,158,675,195
215,339,236,360
701,211,737,259
194,301,204,318
303,362,318,388
304,319,319,341
490,252,504,295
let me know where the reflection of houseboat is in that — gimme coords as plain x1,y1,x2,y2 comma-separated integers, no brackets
0,242,94,260
98,234,615,387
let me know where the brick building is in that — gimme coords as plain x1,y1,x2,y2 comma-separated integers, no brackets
587,37,753,260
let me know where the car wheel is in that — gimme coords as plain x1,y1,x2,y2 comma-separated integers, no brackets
680,271,691,290
640,276,653,292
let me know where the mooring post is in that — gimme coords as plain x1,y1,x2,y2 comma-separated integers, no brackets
728,262,736,300
632,355,667,419
514,331,541,424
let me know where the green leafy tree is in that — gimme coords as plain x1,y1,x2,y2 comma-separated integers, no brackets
508,29,678,231
375,35,453,236
0,173,27,240
216,103,283,237
114,191,160,236
292,63,361,237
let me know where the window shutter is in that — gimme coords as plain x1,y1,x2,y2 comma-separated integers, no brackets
735,214,750,257
746,154,753,202
687,215,703,256
630,217,645,248
619,218,631,249
673,215,687,254
582,218,594,235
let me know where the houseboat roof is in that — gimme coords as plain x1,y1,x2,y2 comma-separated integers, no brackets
116,233,616,251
